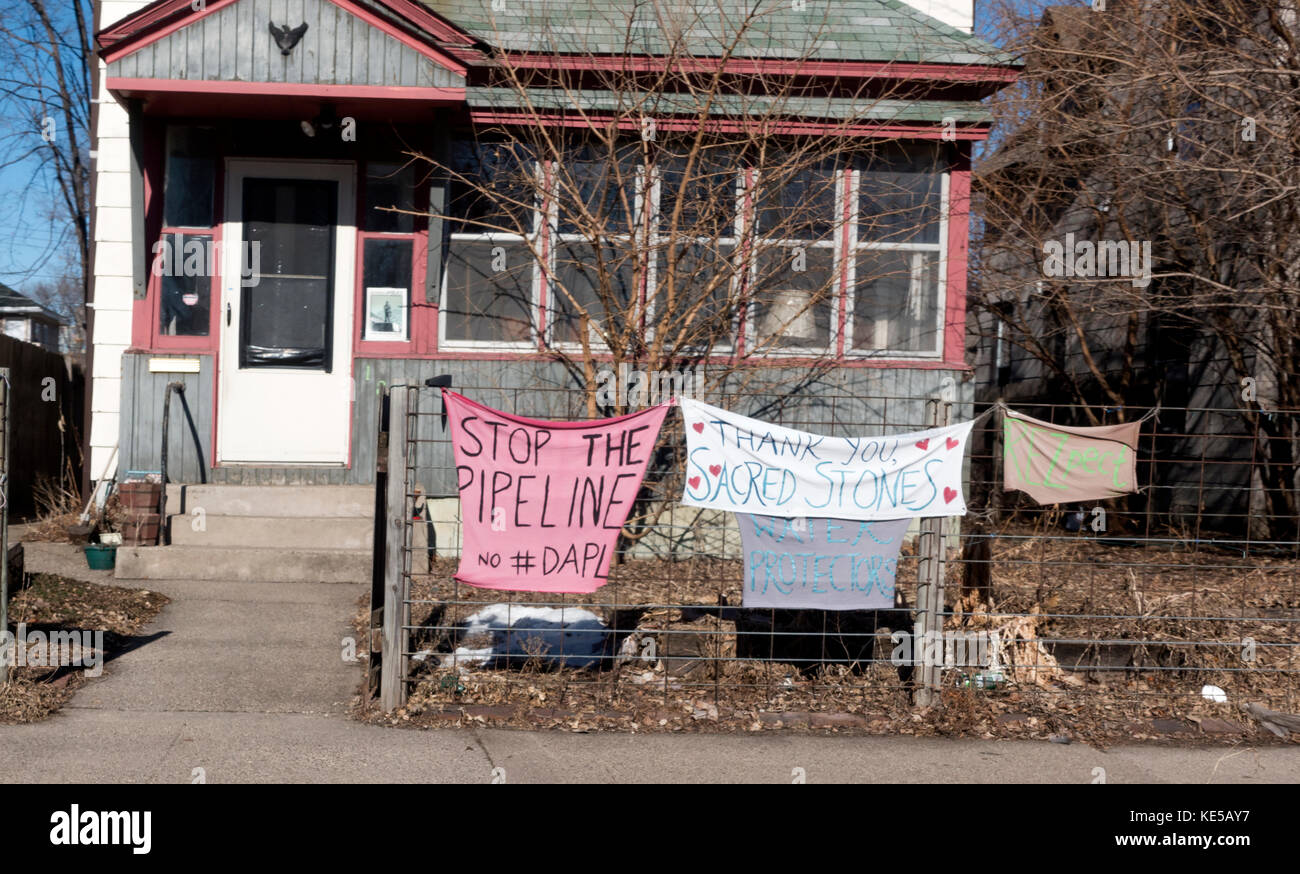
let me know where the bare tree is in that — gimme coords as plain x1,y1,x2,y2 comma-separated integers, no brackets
0,0,93,334
973,0,1300,536
413,0,952,415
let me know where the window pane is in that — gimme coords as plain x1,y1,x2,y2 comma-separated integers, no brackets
158,232,212,336
756,161,837,241
443,238,534,343
555,144,638,236
656,151,737,238
550,238,637,345
163,126,215,228
652,241,735,348
751,245,834,350
363,238,412,341
364,162,416,233
447,139,535,234
852,249,941,353
857,147,943,244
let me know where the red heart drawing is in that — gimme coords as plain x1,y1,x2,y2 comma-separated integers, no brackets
692,422,705,434
708,464,722,476
915,439,929,450
944,487,958,504
946,437,959,450
688,476,701,489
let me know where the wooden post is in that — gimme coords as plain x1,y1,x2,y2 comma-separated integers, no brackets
915,397,949,706
380,386,411,711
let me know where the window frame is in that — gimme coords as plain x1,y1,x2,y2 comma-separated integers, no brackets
842,166,948,360
354,160,428,357
438,159,544,351
435,135,950,360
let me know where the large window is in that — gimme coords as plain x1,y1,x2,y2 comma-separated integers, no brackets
440,137,948,357
442,140,537,344
847,146,946,354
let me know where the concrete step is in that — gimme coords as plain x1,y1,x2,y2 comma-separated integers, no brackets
164,484,374,518
167,515,373,550
115,545,371,583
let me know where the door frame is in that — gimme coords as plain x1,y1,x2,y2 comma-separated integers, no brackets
216,158,357,465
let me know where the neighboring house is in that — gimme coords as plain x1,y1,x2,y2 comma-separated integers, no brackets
0,284,66,353
88,0,1017,492
969,5,1290,534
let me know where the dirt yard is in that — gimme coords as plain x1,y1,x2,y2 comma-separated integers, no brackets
355,529,1300,746
1,573,169,723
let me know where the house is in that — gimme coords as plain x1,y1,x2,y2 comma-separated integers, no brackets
88,0,1016,574
0,284,66,353
969,4,1293,536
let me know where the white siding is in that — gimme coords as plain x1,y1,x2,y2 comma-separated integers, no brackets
89,0,151,481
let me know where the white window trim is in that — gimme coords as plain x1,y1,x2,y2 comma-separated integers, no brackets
841,166,949,360
642,163,740,354
438,160,546,351
741,166,844,358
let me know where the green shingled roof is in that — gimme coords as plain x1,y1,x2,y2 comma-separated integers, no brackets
421,0,1015,66
466,86,992,123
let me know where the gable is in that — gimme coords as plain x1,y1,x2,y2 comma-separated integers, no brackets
106,0,465,89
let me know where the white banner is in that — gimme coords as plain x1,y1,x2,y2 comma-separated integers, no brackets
680,398,973,520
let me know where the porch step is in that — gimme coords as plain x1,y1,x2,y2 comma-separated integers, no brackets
164,484,374,518
114,545,370,583
166,515,372,549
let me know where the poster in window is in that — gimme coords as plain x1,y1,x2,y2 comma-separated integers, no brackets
365,287,407,340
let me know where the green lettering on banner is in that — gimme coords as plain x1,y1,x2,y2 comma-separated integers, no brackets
1036,426,1071,490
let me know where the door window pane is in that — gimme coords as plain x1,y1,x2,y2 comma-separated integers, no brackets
363,238,412,341
364,162,416,233
158,232,212,336
240,178,336,369
164,126,215,228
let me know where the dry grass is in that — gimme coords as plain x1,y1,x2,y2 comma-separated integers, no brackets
1,573,169,724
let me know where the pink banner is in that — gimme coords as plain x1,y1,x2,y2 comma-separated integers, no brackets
444,390,670,593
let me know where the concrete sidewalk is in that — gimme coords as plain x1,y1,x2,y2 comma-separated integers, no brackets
3,543,1298,784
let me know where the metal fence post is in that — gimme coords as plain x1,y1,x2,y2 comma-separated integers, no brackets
380,385,411,711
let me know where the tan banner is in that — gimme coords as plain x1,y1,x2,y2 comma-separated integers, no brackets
1002,408,1143,504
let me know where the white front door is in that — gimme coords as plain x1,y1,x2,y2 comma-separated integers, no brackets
218,160,355,464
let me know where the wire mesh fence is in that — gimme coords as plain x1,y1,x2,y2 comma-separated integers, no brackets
377,381,1300,736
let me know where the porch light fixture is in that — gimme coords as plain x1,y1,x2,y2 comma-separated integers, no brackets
300,105,339,139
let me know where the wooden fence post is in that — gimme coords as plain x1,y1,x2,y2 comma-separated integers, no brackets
915,397,950,707
380,386,411,711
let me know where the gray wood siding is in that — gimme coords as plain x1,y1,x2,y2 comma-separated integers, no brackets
120,352,968,489
119,353,216,483
109,0,463,88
